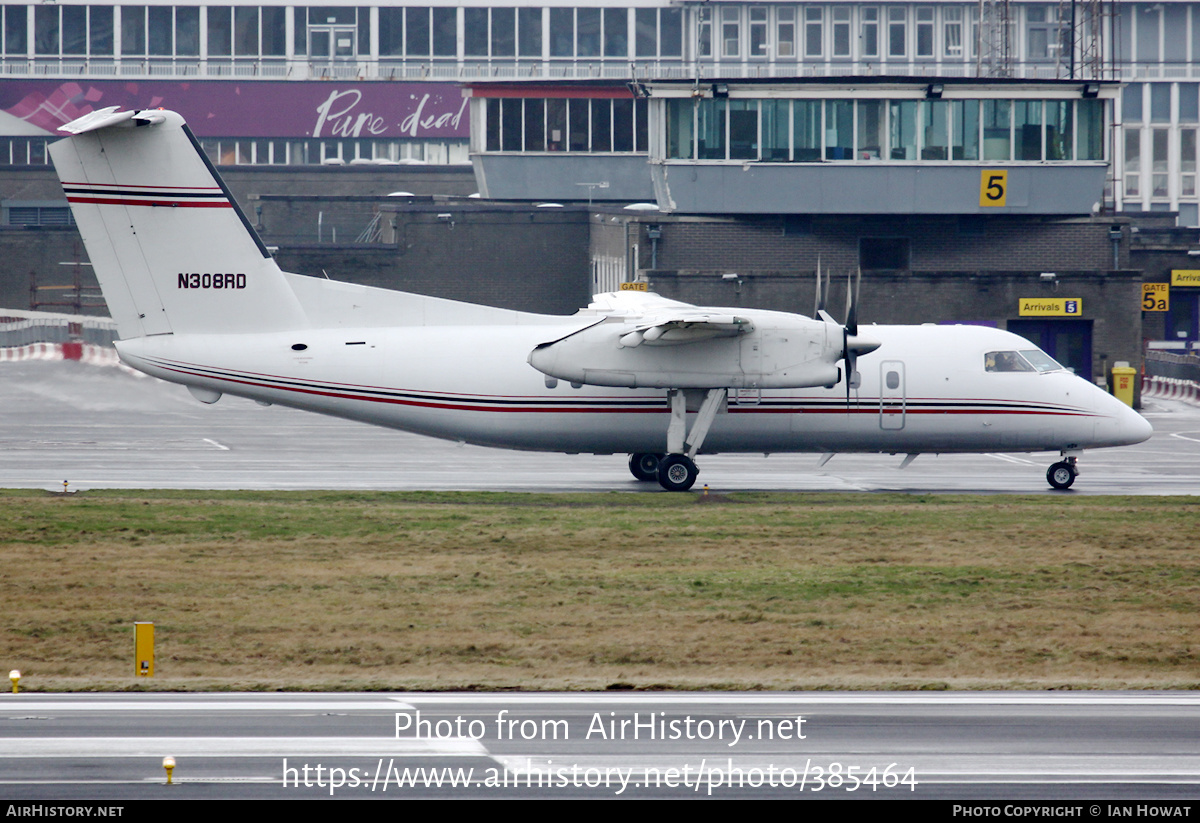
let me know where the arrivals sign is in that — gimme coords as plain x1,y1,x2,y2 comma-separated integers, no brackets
0,80,469,139
1171,270,1200,287
1018,298,1082,316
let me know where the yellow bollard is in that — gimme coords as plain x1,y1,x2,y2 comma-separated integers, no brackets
9,670,19,694
162,756,175,785
135,623,154,677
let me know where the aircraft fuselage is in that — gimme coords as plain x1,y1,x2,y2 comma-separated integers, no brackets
117,321,1149,458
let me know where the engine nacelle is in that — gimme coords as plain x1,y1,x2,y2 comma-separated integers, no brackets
529,313,861,390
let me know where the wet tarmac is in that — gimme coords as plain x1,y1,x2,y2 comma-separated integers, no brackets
2,360,1196,494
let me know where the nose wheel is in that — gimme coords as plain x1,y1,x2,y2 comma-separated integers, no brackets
1047,458,1078,490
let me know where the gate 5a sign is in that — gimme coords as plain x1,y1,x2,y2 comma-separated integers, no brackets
1142,283,1169,311
980,170,1008,207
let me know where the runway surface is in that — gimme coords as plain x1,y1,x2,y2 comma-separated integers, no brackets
1,360,1197,494
2,692,1199,800
3,363,1200,802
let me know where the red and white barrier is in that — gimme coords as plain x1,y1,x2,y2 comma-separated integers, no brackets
1143,375,1200,405
0,342,143,376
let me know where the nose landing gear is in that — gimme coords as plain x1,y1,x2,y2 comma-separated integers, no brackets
1046,455,1079,490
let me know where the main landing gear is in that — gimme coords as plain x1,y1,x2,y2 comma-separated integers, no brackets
628,388,726,492
628,453,662,482
628,452,701,491
1046,454,1079,490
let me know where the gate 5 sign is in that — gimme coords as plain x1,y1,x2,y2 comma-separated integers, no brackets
980,170,1008,207
1143,283,1169,311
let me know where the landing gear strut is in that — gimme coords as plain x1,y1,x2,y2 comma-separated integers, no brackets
650,387,727,491
1046,456,1078,490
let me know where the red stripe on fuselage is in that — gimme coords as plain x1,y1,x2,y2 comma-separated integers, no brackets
145,361,1099,418
66,196,231,208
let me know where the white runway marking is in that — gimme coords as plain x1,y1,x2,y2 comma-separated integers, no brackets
392,693,1200,707
985,453,1039,465
1,698,414,712
493,754,1200,785
0,737,488,758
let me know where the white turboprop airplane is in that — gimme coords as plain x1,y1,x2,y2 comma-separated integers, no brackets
49,107,1152,491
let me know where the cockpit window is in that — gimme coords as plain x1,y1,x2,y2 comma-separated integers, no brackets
984,350,1066,373
1018,349,1065,373
984,351,1035,372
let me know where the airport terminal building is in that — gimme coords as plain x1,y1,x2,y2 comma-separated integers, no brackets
0,0,1197,384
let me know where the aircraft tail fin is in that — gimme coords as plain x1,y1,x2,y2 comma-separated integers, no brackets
49,107,308,339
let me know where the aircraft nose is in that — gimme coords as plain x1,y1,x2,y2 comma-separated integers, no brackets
1098,398,1153,447
1121,405,1154,445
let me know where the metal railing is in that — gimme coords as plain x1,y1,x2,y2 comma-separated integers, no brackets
1145,349,1200,383
0,57,1147,83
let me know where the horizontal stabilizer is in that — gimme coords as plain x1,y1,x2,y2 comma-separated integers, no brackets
57,105,166,135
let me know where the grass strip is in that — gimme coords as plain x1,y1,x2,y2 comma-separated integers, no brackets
2,489,1197,692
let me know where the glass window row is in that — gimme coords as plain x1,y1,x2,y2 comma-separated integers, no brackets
484,97,648,153
698,4,981,63
1123,83,1200,124
1,5,682,61
199,136,468,165
1122,125,1198,201
5,3,1193,68
0,135,467,166
664,97,1105,163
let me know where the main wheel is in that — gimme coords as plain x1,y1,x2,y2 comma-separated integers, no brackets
1047,461,1077,490
629,453,663,482
657,454,698,492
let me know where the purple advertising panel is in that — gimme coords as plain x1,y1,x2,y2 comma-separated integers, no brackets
0,80,469,139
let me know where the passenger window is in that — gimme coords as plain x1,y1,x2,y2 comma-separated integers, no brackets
984,351,1035,372
885,370,900,389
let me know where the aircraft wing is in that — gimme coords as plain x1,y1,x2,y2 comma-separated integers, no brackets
618,314,753,347
585,290,695,315
582,290,754,347
529,290,843,390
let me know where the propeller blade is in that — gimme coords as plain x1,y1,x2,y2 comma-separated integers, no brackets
843,270,853,329
813,255,825,317
841,269,868,405
844,327,853,404
848,268,862,337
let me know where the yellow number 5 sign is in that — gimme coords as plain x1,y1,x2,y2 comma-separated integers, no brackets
980,170,1008,207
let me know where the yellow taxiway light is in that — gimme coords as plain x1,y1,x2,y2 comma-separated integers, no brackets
162,756,175,785
9,670,19,694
